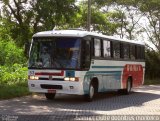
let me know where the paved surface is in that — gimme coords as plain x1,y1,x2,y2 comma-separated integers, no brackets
0,85,160,120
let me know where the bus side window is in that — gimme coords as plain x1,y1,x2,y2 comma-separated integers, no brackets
130,45,136,60
141,46,145,60
103,40,111,58
123,43,130,60
82,40,91,69
94,38,101,57
113,42,120,59
136,46,141,60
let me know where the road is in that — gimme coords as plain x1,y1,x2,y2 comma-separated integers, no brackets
0,85,160,121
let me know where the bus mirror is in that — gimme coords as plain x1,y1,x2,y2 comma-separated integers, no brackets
24,42,31,57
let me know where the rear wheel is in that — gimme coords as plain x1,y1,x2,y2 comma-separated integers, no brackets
45,93,56,100
118,78,132,95
84,83,95,102
125,78,132,94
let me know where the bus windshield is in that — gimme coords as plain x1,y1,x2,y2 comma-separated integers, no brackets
28,37,81,69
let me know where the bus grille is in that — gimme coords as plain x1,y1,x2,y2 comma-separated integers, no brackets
39,77,64,81
40,84,63,89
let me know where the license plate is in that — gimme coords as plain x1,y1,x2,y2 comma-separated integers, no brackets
48,89,56,93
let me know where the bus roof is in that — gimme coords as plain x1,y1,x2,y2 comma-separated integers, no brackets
33,30,145,45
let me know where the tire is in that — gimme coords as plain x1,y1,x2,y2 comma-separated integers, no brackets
118,78,132,95
84,83,95,102
45,93,56,100
125,78,132,94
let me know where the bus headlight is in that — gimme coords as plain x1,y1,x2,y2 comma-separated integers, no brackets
64,77,79,82
29,76,39,80
64,77,70,81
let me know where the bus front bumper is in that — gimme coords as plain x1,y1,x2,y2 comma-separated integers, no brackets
28,80,84,95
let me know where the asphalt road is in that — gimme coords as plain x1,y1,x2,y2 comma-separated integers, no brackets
0,85,160,121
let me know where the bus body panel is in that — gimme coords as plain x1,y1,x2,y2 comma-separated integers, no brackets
88,60,145,90
28,61,145,95
28,70,85,95
28,80,84,95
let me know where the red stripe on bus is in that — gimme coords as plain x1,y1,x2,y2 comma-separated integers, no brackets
35,70,64,76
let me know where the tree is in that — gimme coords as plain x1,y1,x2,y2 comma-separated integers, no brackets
96,0,160,51
1,0,33,46
94,0,145,40
145,49,160,79
138,0,160,52
69,1,123,35
0,0,78,46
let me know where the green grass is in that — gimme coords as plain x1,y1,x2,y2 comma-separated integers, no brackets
144,78,160,85
0,82,30,100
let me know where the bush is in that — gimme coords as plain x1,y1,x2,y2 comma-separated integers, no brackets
0,40,26,66
0,39,28,86
0,64,28,86
0,22,30,98
0,59,29,99
0,39,29,99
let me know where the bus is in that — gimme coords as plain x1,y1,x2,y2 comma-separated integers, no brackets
28,29,145,101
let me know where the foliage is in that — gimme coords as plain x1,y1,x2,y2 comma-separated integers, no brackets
94,0,145,40
66,2,123,35
0,40,26,66
145,50,160,79
0,62,28,99
138,0,160,51
0,36,28,99
0,0,159,49
0,0,78,46
95,0,160,51
0,64,27,85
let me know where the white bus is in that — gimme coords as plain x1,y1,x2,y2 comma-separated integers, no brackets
28,29,145,101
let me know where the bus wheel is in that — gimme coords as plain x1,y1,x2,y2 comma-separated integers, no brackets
118,78,132,95
84,83,95,102
45,93,56,100
125,78,132,94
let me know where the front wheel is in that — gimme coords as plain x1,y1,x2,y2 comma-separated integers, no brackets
45,93,56,100
84,83,95,102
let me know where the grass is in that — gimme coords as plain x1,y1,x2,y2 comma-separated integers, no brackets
144,78,160,85
0,82,30,100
